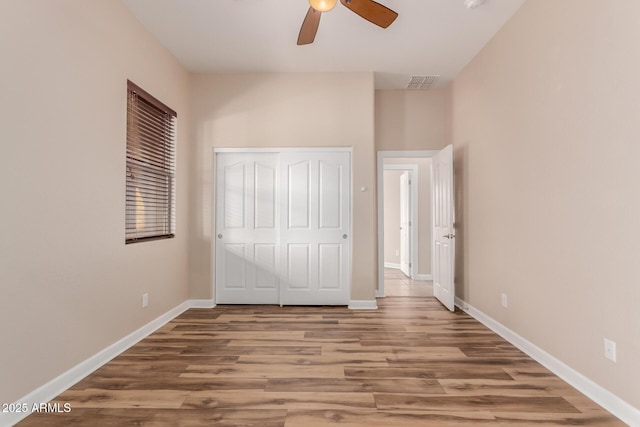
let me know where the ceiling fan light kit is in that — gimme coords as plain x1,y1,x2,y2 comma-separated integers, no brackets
298,0,399,45
309,0,338,12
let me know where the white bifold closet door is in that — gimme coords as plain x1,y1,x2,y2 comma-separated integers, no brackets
215,150,351,305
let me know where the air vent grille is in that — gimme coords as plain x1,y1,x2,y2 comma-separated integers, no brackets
406,75,440,90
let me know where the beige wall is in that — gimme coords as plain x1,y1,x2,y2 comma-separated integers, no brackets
383,158,432,275
376,89,449,151
452,0,640,409
0,1,191,404
189,73,377,301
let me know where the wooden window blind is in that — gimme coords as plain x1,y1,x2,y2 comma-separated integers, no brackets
125,80,176,244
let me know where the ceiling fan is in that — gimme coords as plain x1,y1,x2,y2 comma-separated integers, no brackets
298,0,398,45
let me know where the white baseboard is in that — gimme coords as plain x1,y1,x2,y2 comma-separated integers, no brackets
384,262,400,269
413,273,432,281
375,289,384,298
454,297,640,427
189,299,216,308
2,299,216,427
349,300,378,310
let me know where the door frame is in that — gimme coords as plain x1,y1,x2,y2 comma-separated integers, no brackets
212,147,353,305
376,150,438,297
382,164,418,278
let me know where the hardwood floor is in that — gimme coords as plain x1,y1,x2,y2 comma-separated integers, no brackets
18,298,623,426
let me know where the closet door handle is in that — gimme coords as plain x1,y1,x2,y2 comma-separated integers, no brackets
343,234,348,239
217,234,223,239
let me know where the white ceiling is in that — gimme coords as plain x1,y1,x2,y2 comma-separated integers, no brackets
122,0,525,89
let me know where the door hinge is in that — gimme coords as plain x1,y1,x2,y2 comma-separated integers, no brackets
409,263,412,268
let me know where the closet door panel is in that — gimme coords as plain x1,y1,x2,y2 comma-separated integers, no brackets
215,153,279,304
280,151,351,305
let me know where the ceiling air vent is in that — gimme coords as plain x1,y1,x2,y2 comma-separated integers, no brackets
406,75,439,90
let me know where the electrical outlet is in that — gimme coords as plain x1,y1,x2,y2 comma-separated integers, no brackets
501,293,508,308
142,293,149,308
604,338,616,362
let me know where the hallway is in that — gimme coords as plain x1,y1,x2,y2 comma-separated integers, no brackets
384,268,433,297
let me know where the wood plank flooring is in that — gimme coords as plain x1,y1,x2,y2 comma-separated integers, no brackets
18,297,624,426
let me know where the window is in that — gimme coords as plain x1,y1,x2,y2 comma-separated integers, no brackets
125,80,176,243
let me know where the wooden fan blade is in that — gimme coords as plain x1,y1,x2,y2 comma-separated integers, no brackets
297,7,322,45
340,0,398,28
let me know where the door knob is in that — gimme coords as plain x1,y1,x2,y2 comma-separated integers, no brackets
443,234,455,239
217,234,223,239
343,234,348,239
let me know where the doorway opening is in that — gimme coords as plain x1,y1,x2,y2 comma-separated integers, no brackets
382,165,417,277
377,151,437,297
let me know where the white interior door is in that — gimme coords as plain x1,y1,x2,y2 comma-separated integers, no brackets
432,145,455,311
399,171,411,277
215,153,279,304
279,151,351,305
